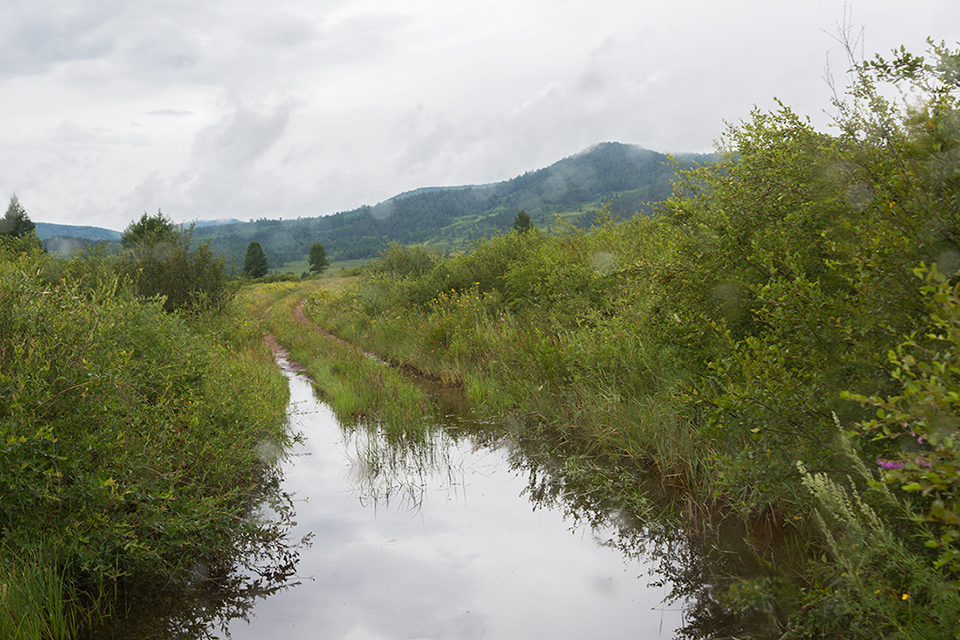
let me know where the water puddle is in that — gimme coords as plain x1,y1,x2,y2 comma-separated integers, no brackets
91,348,795,639
225,352,688,639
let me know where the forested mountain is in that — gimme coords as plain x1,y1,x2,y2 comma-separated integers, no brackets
34,223,122,243
198,143,714,269
30,143,713,268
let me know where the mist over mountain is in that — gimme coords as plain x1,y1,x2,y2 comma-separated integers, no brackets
199,142,714,269
33,143,714,268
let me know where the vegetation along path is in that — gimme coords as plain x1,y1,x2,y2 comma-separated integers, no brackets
3,37,959,640
250,41,960,639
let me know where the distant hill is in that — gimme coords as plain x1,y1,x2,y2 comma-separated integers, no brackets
35,223,122,242
190,218,244,228
198,142,715,270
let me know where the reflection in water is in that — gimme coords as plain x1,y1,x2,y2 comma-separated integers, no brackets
506,438,802,639
86,468,308,640
89,347,799,639
343,420,464,515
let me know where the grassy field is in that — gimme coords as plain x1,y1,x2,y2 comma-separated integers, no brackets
268,258,368,277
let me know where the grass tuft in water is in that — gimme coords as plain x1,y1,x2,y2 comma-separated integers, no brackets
0,547,86,640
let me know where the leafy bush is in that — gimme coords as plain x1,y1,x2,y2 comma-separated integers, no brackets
118,214,236,314
0,229,43,260
367,242,443,279
0,251,290,586
847,267,960,572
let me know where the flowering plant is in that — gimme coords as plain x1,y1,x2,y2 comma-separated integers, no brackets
846,267,960,572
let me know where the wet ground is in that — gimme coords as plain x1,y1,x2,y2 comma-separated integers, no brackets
90,345,795,640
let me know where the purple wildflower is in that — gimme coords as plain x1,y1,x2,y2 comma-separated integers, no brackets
877,459,905,470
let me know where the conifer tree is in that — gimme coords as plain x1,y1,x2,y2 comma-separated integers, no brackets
512,210,532,233
243,241,269,278
309,242,330,274
1,195,36,237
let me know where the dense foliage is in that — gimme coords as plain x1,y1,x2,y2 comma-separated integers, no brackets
118,212,237,314
302,41,960,637
120,210,176,247
243,240,269,278
0,233,292,635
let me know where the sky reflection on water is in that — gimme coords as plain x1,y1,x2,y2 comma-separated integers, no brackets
222,356,686,639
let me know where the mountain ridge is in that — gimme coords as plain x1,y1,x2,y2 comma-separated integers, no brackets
199,142,715,268
34,142,715,267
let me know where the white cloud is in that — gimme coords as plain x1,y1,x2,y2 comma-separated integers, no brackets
146,109,195,117
0,0,957,229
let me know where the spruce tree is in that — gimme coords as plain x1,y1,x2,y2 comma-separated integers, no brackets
1,195,36,237
243,241,269,278
309,242,330,274
512,210,532,233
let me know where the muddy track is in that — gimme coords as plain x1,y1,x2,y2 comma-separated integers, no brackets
293,299,360,351
263,298,374,362
263,333,307,372
287,298,448,384
292,300,312,327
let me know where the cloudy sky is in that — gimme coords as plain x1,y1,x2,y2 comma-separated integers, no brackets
1,1,957,231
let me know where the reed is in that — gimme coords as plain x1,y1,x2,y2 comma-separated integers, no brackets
0,548,80,640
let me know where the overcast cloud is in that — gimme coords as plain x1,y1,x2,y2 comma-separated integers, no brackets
1,0,957,230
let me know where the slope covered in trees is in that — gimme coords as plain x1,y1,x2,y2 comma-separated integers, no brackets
196,143,714,269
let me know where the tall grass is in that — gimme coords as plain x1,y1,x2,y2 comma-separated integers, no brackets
0,550,77,640
299,224,711,493
236,279,433,436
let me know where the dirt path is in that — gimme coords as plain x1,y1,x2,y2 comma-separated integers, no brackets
261,299,356,369
263,333,307,371
293,300,312,327
292,299,377,355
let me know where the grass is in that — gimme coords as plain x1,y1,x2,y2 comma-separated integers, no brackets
236,279,434,435
0,546,111,640
298,261,711,493
237,278,464,517
268,258,370,278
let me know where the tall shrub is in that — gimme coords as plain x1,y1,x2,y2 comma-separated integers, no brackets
118,213,236,314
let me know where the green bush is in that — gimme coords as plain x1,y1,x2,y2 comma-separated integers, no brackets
847,267,960,573
118,216,236,314
0,251,290,586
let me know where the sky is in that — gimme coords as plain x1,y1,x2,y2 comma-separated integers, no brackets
1,1,958,232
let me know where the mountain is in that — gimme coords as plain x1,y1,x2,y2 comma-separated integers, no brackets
190,218,244,228
35,223,122,242
198,142,715,269
34,218,249,255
